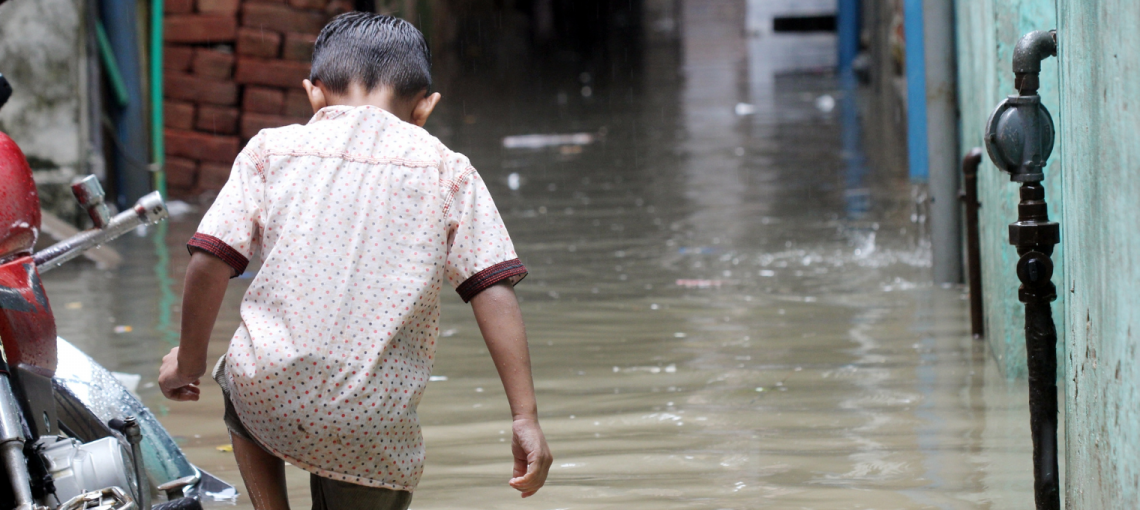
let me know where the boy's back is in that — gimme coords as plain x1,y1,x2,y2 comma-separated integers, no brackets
161,13,549,508
188,104,526,490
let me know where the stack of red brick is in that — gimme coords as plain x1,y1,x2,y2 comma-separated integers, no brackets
163,0,346,196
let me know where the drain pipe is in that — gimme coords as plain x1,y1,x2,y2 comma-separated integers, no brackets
983,29,1059,510
960,148,984,339
151,0,166,197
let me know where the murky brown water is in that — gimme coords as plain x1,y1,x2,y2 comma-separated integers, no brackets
40,3,1047,509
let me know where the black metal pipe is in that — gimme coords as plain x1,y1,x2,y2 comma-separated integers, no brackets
1025,298,1059,506
985,29,1061,510
961,148,984,339
1013,181,1060,510
1013,30,1057,94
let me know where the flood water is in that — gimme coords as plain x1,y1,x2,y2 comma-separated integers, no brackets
41,3,1046,509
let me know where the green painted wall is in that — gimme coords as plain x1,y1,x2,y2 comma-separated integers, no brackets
1057,1,1140,505
954,0,1064,378
958,0,1140,504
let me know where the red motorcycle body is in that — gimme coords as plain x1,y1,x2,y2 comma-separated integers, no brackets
0,132,57,374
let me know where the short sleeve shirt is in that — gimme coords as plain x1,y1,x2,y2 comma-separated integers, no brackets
187,105,526,491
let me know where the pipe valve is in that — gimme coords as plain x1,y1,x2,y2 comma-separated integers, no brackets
984,30,1058,183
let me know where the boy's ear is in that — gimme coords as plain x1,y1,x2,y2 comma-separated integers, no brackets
411,92,442,127
303,79,327,113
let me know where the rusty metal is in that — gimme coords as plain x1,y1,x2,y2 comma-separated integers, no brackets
960,148,984,339
983,29,1060,510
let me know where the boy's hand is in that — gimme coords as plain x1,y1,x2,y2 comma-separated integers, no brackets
508,418,553,497
159,347,202,401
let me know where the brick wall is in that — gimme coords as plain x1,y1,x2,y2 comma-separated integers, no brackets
163,0,349,196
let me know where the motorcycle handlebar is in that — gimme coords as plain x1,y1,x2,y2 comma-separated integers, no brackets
34,191,169,273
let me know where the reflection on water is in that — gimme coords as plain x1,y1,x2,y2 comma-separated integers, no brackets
40,2,1043,508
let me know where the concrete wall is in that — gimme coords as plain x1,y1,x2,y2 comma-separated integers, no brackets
954,0,1063,378
0,0,84,173
1056,1,1140,505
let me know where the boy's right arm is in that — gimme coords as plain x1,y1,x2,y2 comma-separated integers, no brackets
158,251,233,401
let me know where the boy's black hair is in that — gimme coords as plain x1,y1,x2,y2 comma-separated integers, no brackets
309,12,431,98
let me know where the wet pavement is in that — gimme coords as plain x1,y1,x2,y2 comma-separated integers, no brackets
41,5,1045,509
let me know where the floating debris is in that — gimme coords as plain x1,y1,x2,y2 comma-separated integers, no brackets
675,279,724,288
502,133,595,149
165,200,196,217
205,486,239,503
815,94,836,113
677,246,718,255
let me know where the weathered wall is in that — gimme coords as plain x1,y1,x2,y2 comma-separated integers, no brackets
1057,1,1140,506
954,0,1063,378
0,0,84,172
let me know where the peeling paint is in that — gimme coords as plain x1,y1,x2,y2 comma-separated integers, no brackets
1058,0,1140,506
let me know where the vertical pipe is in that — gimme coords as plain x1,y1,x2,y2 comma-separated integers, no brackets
983,30,1059,508
903,0,927,183
99,0,150,208
1025,296,1060,508
961,148,984,338
151,0,165,197
922,0,962,284
837,0,861,76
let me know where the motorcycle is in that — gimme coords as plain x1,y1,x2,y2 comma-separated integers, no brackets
0,73,236,509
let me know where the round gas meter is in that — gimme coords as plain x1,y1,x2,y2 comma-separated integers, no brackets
984,94,1055,182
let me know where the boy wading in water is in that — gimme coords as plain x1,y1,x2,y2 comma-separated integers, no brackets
158,12,552,509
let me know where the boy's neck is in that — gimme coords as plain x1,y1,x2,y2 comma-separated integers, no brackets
325,83,416,122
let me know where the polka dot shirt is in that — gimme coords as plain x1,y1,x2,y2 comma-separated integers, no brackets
187,105,527,492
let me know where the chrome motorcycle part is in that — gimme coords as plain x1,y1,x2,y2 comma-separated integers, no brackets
52,339,235,501
0,373,25,442
33,192,168,274
57,486,136,510
108,417,148,510
0,372,36,509
154,475,197,501
37,436,137,507
70,176,112,230
150,499,201,510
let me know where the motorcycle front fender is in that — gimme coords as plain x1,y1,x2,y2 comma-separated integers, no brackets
52,337,236,503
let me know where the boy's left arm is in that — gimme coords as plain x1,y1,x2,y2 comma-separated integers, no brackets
470,281,553,498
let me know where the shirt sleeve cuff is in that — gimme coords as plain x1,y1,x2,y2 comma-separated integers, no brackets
456,258,528,303
187,233,249,278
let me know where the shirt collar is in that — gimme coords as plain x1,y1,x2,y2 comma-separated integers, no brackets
309,104,399,124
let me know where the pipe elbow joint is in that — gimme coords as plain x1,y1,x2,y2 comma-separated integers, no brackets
1013,30,1057,75
1012,30,1057,93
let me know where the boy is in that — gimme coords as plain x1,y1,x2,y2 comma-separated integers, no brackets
157,13,552,510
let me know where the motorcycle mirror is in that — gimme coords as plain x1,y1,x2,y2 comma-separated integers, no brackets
0,73,11,111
